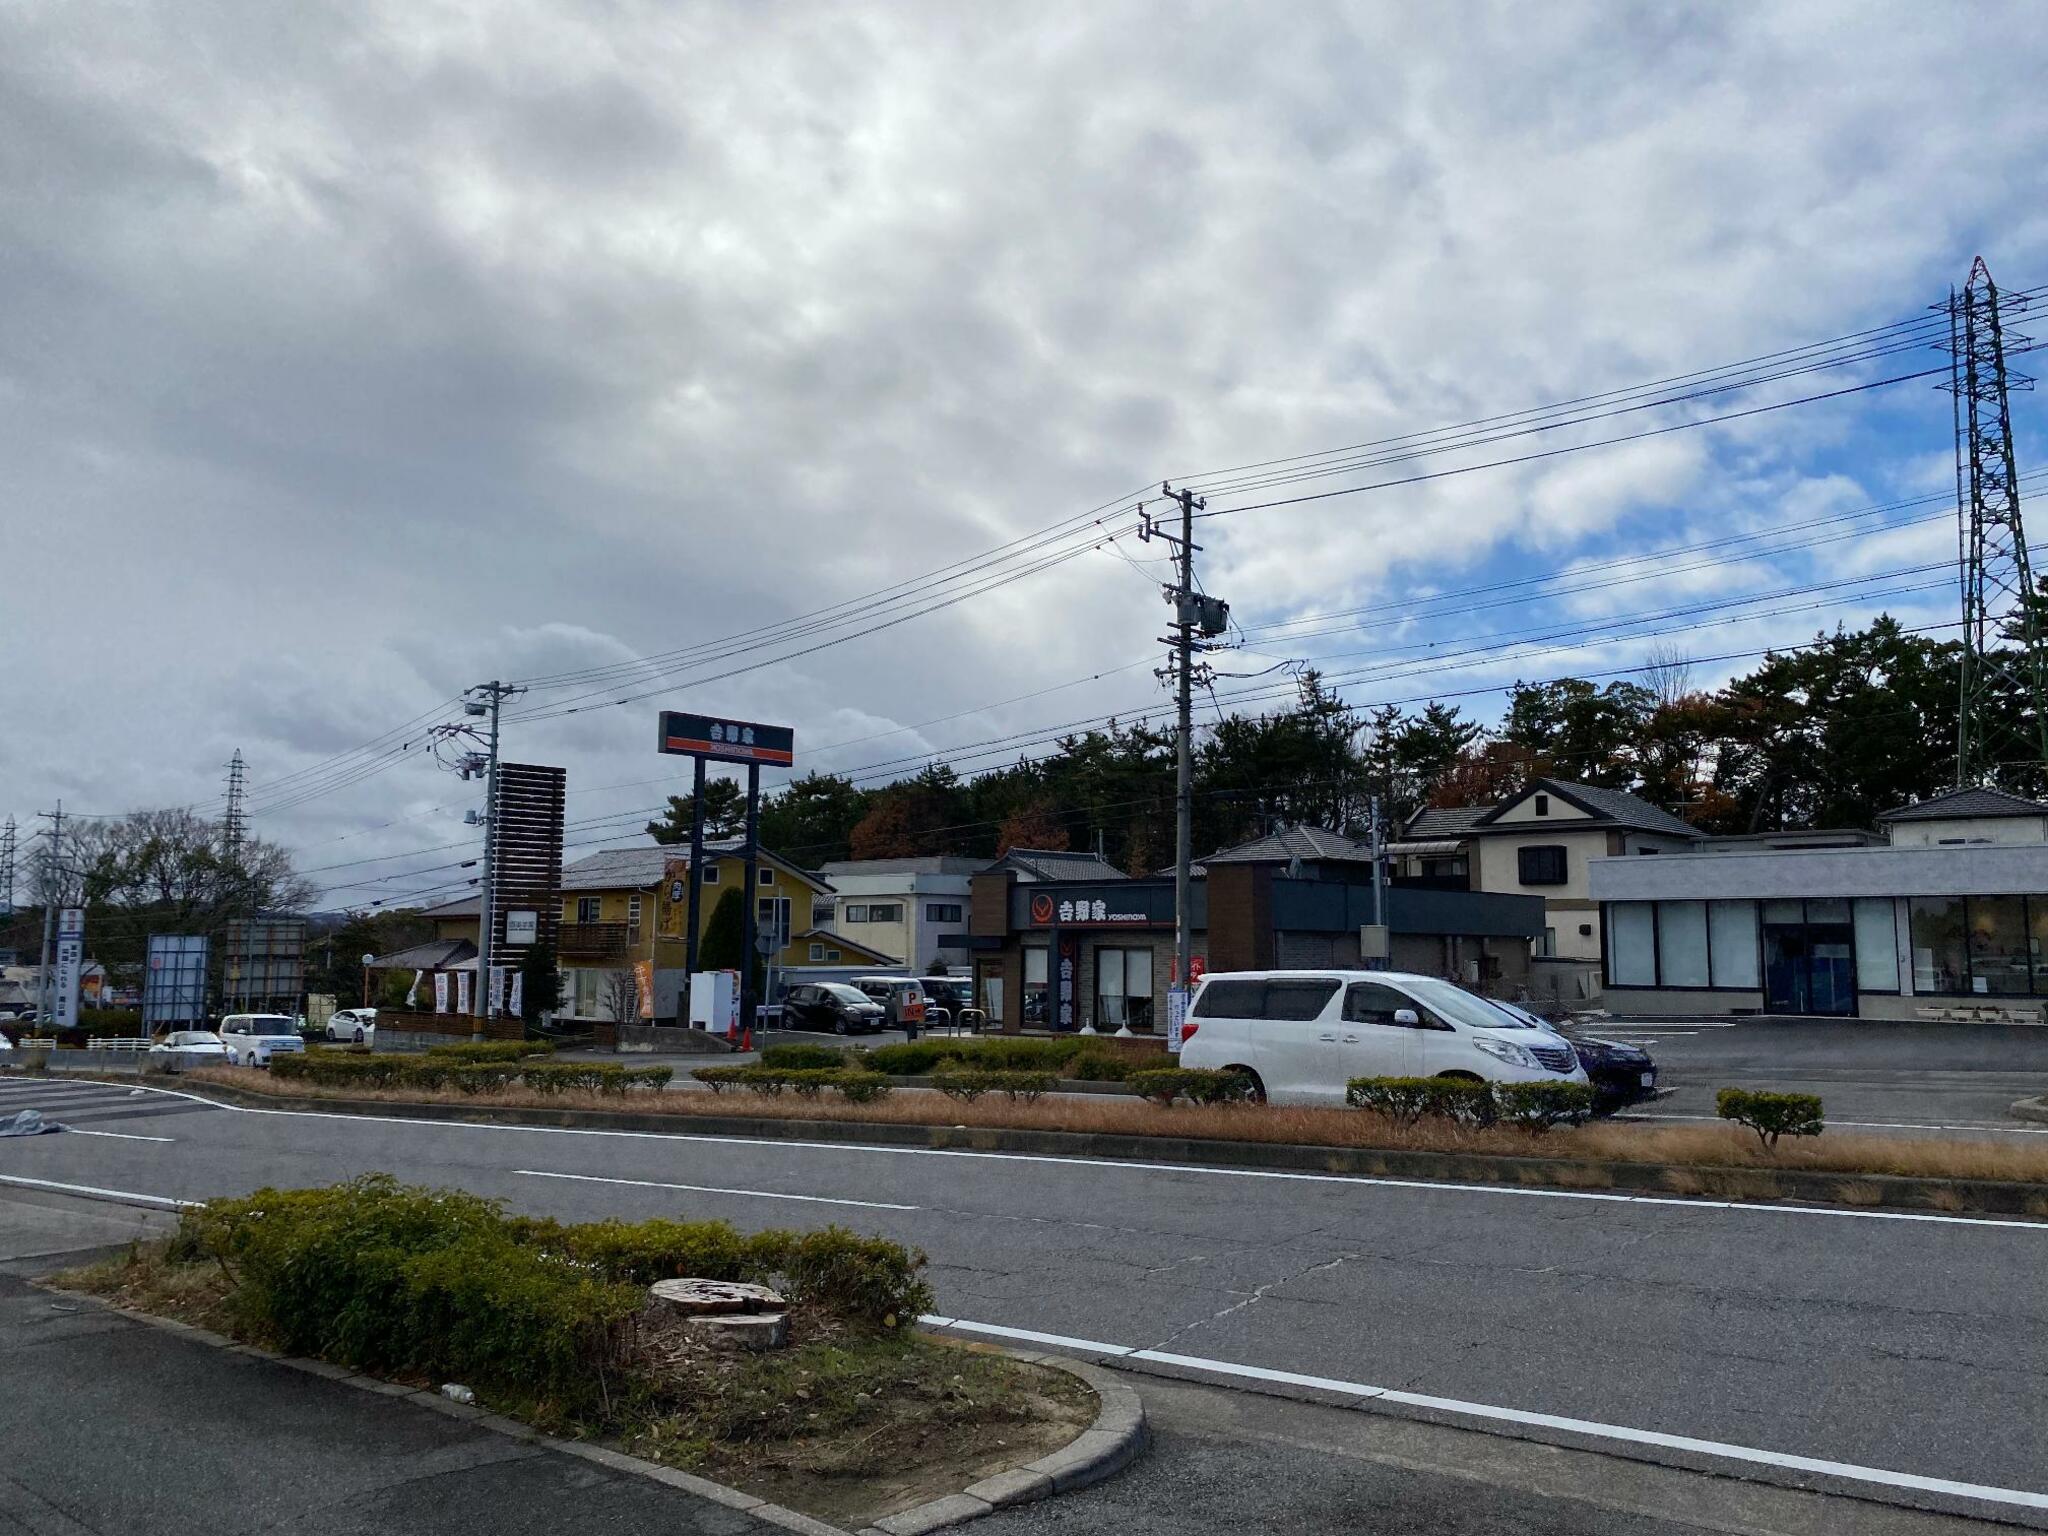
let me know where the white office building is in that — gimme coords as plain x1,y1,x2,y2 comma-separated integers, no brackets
815,856,982,973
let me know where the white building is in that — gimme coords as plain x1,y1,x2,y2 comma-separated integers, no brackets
1589,786,2048,1021
814,856,983,973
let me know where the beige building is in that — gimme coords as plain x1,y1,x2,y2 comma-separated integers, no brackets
1400,779,1701,966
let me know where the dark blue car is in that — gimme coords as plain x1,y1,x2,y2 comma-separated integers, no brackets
1482,998,1658,1111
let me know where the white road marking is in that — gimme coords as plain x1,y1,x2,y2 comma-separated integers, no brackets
924,1316,2048,1514
512,1168,918,1210
0,1173,199,1209
1633,1111,2048,1136
60,1128,175,1143
38,1082,2048,1232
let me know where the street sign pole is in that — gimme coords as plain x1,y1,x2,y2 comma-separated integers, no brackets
681,755,706,1026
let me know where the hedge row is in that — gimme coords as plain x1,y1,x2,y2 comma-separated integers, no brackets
425,1040,556,1064
269,1055,670,1096
1347,1075,1596,1131
930,1068,1058,1103
177,1175,931,1417
1127,1067,1258,1106
691,1065,892,1103
852,1037,1144,1080
1715,1088,1825,1148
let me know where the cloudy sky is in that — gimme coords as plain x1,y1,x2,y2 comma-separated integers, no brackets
4,1,2046,908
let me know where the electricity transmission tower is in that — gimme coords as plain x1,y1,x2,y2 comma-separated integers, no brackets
222,749,248,865
0,817,15,918
1943,258,2048,786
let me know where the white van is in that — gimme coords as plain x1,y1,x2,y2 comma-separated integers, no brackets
217,1014,306,1069
1178,970,1588,1105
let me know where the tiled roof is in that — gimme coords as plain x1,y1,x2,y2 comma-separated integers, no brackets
560,841,826,892
1200,825,1376,866
366,938,476,971
1473,779,1700,840
1878,786,2048,822
1406,804,1493,839
819,856,985,876
984,848,1128,883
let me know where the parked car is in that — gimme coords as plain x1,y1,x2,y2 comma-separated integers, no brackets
780,983,888,1036
146,1030,228,1071
325,1007,378,1045
849,976,928,1030
923,978,973,1013
217,1014,307,1068
1479,999,1660,1110
1179,970,1589,1105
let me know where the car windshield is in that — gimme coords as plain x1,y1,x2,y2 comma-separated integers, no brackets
250,1018,295,1031
1398,977,1535,1031
823,985,874,1004
1473,997,1545,1030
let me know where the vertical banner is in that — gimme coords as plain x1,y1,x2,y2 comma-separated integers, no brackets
52,909,85,1030
433,972,450,1014
1056,933,1079,1032
406,969,422,1008
456,970,472,1015
489,965,507,1018
1166,987,1191,1053
508,971,524,1020
633,959,655,1020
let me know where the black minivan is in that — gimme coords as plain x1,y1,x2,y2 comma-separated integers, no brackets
781,982,888,1035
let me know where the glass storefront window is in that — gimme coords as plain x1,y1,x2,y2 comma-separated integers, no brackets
1909,897,1968,995
1708,901,1758,988
1853,899,1898,992
1655,901,1709,988
1965,896,2031,996
1093,947,1156,1030
2033,900,2048,997
1805,898,1851,924
1022,947,1048,1026
1609,904,1656,986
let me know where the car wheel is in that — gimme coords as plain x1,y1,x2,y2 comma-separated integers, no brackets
833,1018,848,1035
353,1027,365,1044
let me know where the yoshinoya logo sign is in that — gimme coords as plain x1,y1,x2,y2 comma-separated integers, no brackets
658,711,795,767
1025,891,1160,927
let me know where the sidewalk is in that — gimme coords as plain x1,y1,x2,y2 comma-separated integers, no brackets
0,1192,807,1536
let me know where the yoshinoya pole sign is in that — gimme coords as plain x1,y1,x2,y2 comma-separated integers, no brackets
658,712,795,767
657,712,794,1035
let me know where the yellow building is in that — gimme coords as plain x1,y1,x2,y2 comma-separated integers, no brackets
421,841,897,1022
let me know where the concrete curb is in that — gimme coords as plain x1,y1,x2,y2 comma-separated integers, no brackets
854,1355,1146,1536
125,1073,2048,1219
2014,1096,2048,1126
32,1276,1136,1536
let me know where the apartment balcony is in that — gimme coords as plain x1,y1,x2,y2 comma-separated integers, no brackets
559,922,637,958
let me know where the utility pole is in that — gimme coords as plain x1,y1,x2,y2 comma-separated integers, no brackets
1369,794,1386,969
34,802,63,1025
465,682,525,1040
1146,485,1228,1038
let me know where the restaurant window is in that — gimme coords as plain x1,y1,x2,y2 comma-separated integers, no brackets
1854,899,1898,992
1023,946,1049,1025
1654,901,1709,988
1909,897,1968,994
1608,903,1656,986
1518,845,1568,886
1966,896,2031,996
1094,947,1155,1031
1707,901,1758,988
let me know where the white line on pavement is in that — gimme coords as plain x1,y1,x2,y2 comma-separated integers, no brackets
1632,1111,2048,1136
44,1082,2048,1232
512,1169,918,1210
923,1317,2048,1514
61,1129,175,1143
0,1173,199,1209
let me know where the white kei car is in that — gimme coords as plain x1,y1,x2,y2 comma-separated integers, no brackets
146,1031,229,1071
218,1014,307,1068
325,1007,378,1045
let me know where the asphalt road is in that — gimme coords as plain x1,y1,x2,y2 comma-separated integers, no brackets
1,1074,2044,1528
1597,1018,2048,1133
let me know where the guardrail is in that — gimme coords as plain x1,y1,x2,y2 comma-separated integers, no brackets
83,1037,153,1053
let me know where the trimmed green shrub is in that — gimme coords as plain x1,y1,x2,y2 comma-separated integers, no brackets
267,1053,662,1097
426,1040,556,1064
692,1065,887,1101
692,1065,751,1093
865,1041,968,1076
77,1008,146,1036
1127,1067,1256,1106
932,1068,1058,1103
760,1043,854,1071
1346,1075,1494,1125
1716,1088,1824,1150
1067,1048,1135,1082
834,1071,892,1104
1492,1080,1597,1132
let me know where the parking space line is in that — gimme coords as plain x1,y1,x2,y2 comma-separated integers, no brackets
0,1173,199,1209
513,1168,919,1210
61,1128,176,1143
925,1316,2048,1514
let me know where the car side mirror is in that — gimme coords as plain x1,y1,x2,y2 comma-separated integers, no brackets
1393,1008,1420,1027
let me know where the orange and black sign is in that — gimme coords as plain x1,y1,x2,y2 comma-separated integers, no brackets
657,711,795,767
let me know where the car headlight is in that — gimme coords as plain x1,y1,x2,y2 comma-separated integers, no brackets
1472,1035,1539,1070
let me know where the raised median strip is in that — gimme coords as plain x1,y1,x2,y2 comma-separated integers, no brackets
127,1072,2048,1219
2015,1095,2048,1126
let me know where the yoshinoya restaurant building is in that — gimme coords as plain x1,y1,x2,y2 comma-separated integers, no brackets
967,835,1546,1034
1587,787,2048,1020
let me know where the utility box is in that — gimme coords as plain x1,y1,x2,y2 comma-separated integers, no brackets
1359,924,1390,962
689,970,740,1035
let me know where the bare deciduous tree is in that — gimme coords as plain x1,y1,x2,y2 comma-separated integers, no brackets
1641,644,1697,710
603,968,641,1022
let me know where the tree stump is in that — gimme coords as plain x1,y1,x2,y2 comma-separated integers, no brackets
647,1278,790,1351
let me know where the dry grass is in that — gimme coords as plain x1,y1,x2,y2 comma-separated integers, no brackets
180,1066,2048,1188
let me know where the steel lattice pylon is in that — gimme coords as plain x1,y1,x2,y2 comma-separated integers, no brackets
1943,258,2047,787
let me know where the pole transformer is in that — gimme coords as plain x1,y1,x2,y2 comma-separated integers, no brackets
1943,258,2046,786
